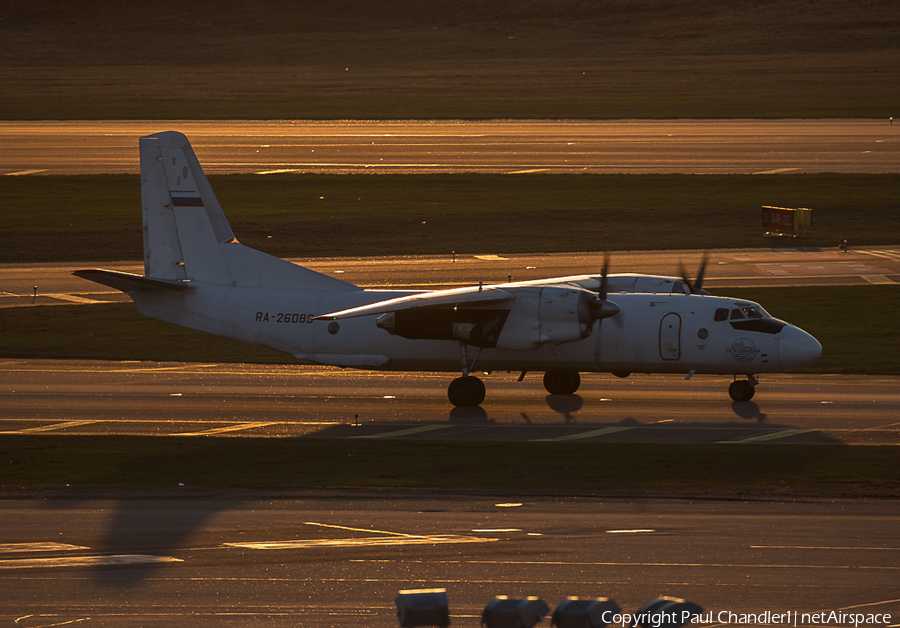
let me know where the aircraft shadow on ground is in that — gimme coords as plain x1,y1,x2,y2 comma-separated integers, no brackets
41,489,225,587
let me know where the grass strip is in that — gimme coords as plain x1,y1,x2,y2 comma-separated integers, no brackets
2,436,898,498
2,286,898,374
2,3,898,119
3,174,900,263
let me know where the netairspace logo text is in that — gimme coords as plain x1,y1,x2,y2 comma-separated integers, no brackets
602,611,893,627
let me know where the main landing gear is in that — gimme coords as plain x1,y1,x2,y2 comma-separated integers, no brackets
448,343,486,407
542,370,581,395
728,375,758,402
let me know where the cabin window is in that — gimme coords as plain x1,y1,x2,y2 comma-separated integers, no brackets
730,309,745,320
714,308,728,321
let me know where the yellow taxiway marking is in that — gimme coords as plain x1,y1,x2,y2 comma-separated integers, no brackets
224,534,495,550
858,249,900,262
303,521,418,537
0,420,99,435
863,274,896,284
752,545,900,551
171,422,279,436
224,520,498,550
354,425,450,439
5,169,49,176
41,292,105,304
0,542,88,553
535,426,634,442
721,428,813,443
607,529,655,534
0,554,183,569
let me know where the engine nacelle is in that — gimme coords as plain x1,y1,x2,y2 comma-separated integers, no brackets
495,286,596,350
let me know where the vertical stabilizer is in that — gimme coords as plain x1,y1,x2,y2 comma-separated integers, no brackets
141,131,232,282
139,131,357,291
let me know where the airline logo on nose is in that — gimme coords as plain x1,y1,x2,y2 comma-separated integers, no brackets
728,338,760,363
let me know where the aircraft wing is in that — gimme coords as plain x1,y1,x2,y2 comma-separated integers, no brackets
313,285,514,320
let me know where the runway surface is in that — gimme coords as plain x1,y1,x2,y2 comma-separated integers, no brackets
1,495,898,627
2,360,899,445
2,119,898,175
3,247,899,309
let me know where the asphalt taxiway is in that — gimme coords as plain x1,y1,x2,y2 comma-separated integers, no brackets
1,495,898,627
2,360,899,444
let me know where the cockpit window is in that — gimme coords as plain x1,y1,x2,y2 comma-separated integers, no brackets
741,306,767,319
714,308,728,322
730,309,745,320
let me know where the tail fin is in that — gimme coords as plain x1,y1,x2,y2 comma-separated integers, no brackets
140,131,356,291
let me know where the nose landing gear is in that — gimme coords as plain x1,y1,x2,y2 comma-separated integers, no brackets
729,375,758,402
448,375,486,407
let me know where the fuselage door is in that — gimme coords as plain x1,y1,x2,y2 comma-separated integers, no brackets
659,312,682,361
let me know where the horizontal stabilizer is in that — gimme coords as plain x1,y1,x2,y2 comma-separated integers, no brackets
314,285,514,320
73,269,193,294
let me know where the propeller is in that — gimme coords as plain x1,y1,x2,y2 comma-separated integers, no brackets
679,252,710,295
589,254,620,320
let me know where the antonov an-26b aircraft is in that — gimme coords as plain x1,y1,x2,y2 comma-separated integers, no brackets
76,132,822,407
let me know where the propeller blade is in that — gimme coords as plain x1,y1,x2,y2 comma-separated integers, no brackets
599,254,610,301
679,261,692,293
680,252,709,295
695,252,708,293
589,254,619,320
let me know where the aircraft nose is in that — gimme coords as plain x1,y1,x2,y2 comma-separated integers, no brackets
779,325,822,369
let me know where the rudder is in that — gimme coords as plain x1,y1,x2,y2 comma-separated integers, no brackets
141,131,234,284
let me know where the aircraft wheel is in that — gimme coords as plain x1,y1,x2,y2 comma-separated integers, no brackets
543,370,581,395
448,376,486,407
728,380,755,402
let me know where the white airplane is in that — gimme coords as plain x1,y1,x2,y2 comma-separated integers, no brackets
76,131,822,407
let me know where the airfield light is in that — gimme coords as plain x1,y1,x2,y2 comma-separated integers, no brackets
551,597,621,628
482,596,550,628
396,588,450,628
629,597,703,628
